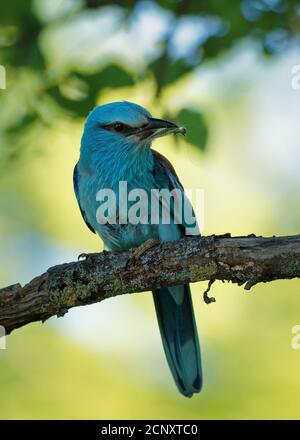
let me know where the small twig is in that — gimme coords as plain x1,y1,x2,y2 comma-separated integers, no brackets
203,278,216,304
244,278,258,291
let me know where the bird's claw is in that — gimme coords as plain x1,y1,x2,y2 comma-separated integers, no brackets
130,239,160,259
126,239,160,268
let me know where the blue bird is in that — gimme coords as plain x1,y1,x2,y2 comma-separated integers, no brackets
74,101,202,397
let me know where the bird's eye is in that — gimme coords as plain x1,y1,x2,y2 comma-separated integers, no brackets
113,122,126,132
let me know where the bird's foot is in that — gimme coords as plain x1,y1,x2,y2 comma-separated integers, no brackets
125,239,160,268
130,239,160,259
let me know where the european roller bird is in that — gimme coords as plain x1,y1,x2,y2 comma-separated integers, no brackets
74,101,202,397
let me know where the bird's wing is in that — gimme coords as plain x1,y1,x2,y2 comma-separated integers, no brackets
73,163,95,234
152,150,200,236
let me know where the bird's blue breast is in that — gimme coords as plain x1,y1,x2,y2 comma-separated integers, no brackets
76,142,161,250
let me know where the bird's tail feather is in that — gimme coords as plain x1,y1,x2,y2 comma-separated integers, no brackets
152,284,202,397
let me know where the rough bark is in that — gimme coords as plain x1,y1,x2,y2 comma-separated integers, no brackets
0,234,300,335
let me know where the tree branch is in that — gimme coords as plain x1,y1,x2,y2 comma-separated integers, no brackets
1,234,300,335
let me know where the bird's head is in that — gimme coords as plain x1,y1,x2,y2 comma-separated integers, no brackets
81,101,186,154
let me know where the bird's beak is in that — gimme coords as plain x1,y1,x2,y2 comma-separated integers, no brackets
135,118,186,141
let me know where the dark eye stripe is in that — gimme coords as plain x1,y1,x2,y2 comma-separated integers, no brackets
113,122,126,131
100,122,127,130
99,121,140,135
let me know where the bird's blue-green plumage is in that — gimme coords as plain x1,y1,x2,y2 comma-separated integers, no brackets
74,101,202,397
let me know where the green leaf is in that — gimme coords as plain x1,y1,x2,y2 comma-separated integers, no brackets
150,57,191,92
176,108,208,151
6,113,39,135
47,65,134,117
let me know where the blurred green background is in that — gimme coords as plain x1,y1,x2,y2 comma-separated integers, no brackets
1,0,300,419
